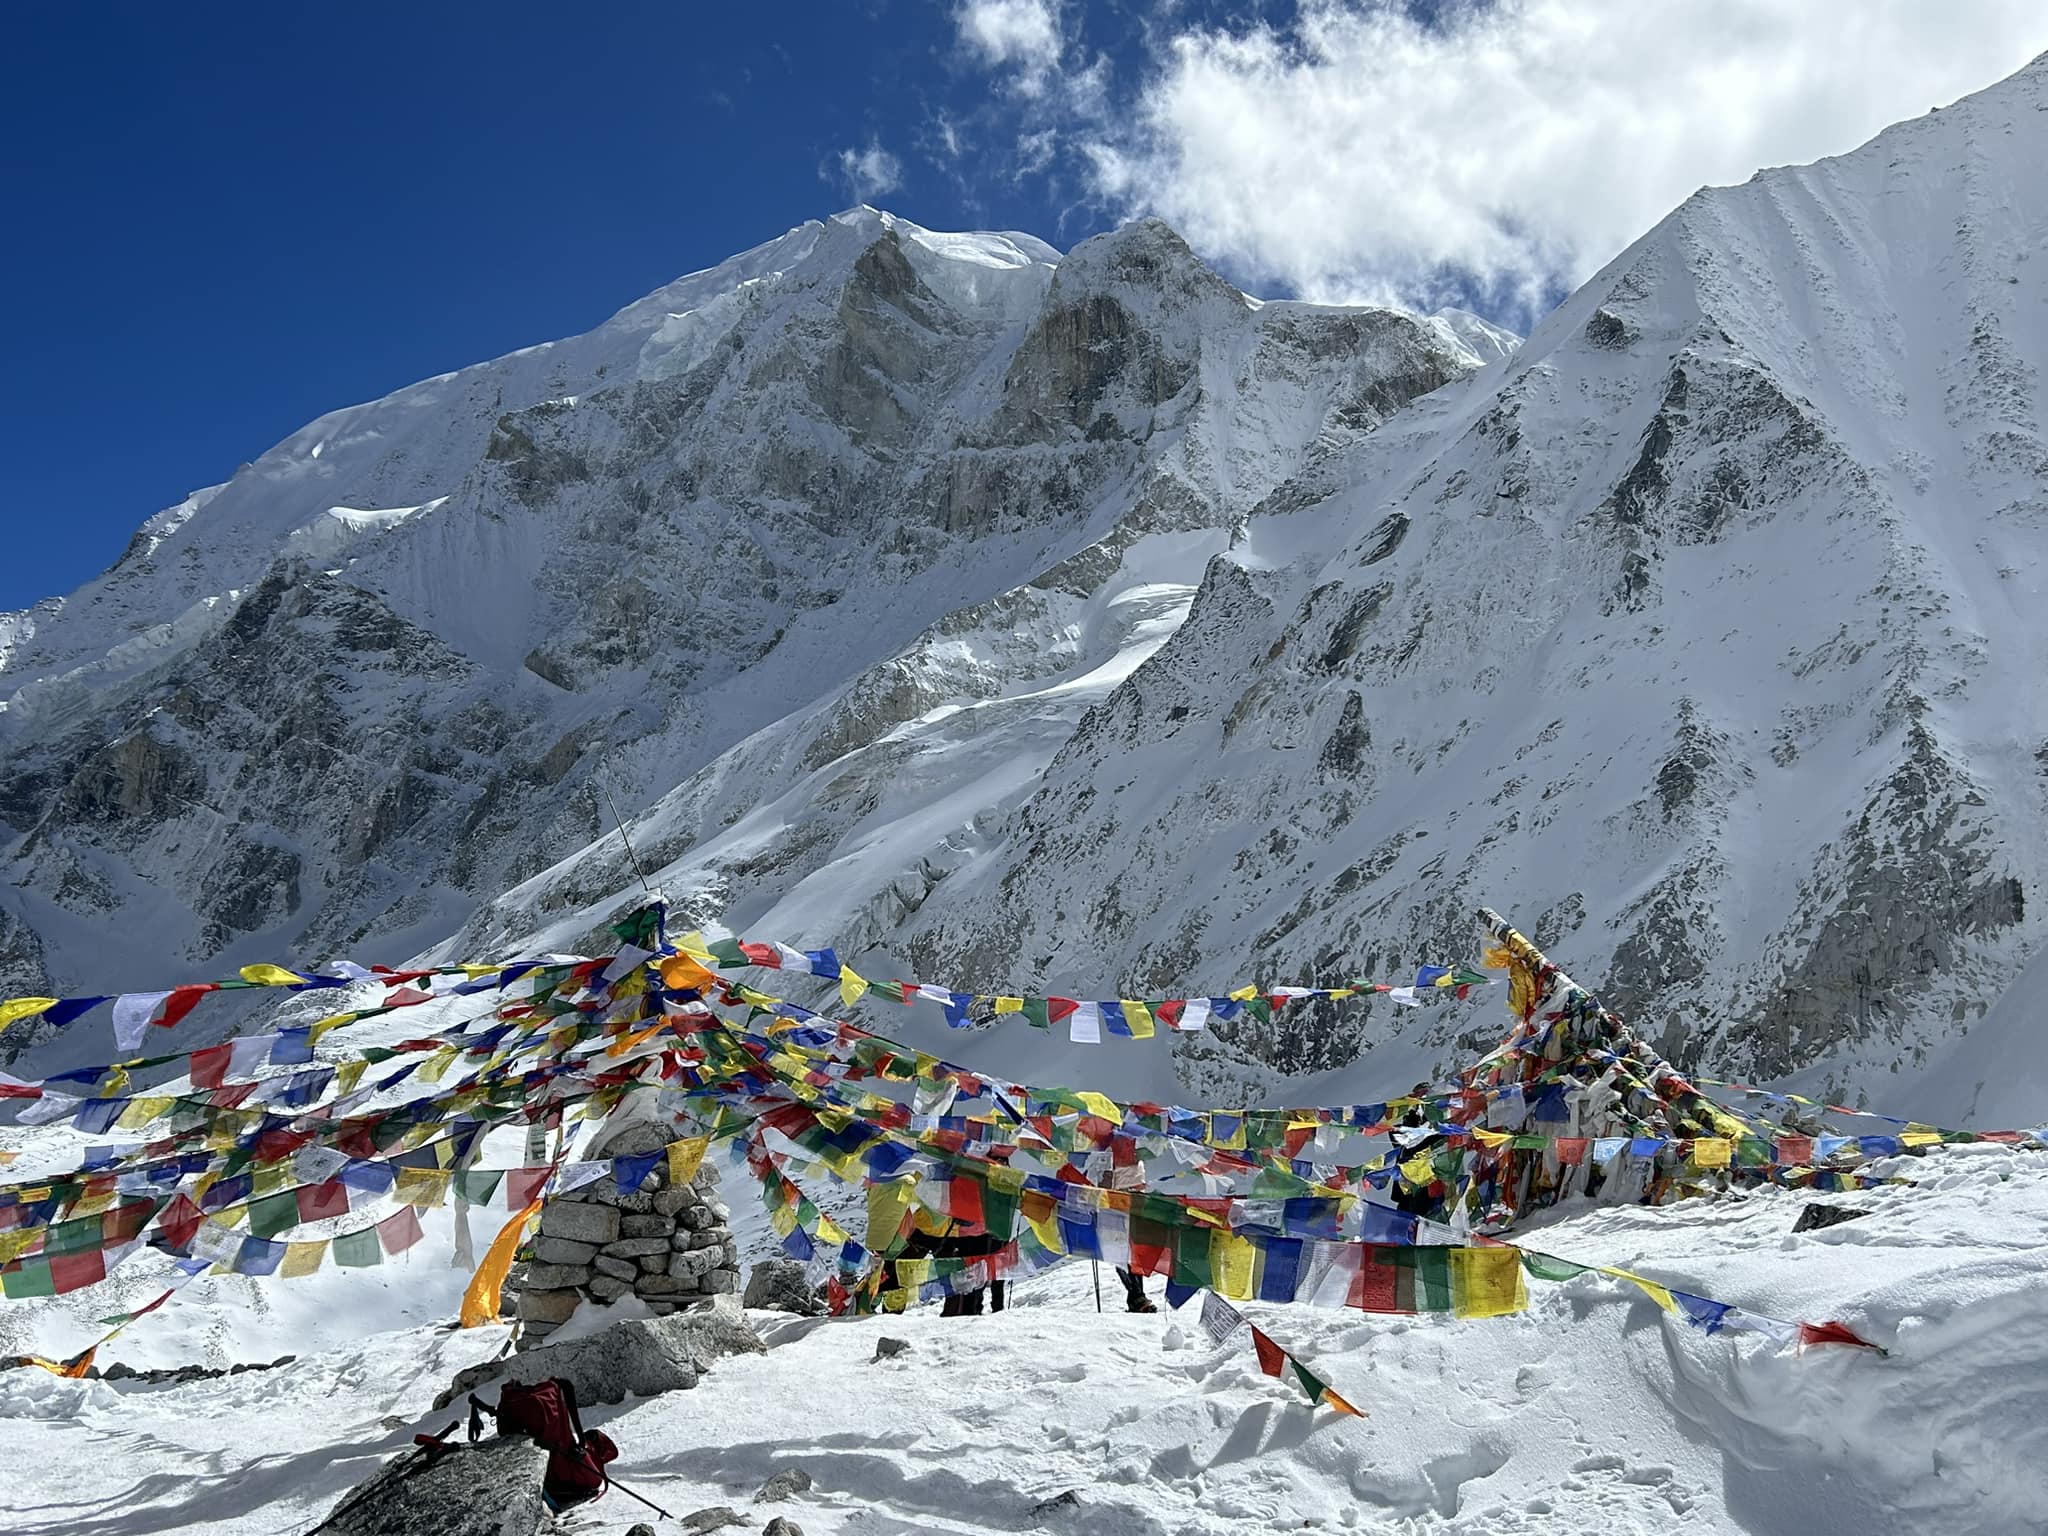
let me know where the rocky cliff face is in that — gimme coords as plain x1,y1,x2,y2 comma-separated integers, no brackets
0,209,1484,1070
9,63,2045,1119
449,62,2046,1124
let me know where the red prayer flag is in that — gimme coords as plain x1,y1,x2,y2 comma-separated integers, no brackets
296,1180,350,1224
188,1043,233,1092
1250,1326,1287,1378
1798,1320,1881,1353
1556,1138,1589,1166
377,1206,424,1255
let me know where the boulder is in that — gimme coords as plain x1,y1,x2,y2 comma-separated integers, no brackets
652,1187,698,1218
1793,1203,1869,1233
589,1275,632,1301
593,1255,639,1282
320,1436,553,1536
870,1336,911,1363
538,1201,619,1247
756,1467,813,1503
602,1236,671,1260
745,1259,825,1317
763,1521,805,1536
521,1262,592,1292
678,1509,745,1533
589,1121,676,1161
531,1236,598,1267
514,1289,582,1326
438,1306,766,1410
702,1269,737,1295
620,1214,670,1238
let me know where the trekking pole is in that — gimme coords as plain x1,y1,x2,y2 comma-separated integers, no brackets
1091,1260,1103,1313
607,1474,674,1519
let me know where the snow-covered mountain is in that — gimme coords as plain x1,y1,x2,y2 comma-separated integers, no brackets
0,208,1485,1065
7,58,2047,1126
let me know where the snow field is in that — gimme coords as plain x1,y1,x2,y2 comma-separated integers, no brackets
1,1144,2041,1535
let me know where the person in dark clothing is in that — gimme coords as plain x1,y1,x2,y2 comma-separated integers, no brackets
1117,1266,1156,1313
932,1228,1006,1315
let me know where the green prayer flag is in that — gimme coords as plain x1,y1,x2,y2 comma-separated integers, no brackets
247,1190,302,1240
1290,1358,1329,1406
332,1227,382,1268
2,1258,56,1299
1021,999,1050,1031
1519,1249,1592,1283
42,1212,106,1256
454,1169,505,1206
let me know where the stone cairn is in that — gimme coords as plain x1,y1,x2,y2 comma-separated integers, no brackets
506,1121,739,1350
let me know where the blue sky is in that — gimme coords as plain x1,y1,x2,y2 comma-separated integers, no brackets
4,2,2045,612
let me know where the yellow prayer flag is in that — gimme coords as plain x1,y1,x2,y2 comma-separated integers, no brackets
1901,1126,1942,1147
1227,985,1258,1003
335,1059,368,1096
866,1179,916,1250
1021,1192,1063,1253
417,1047,458,1084
281,1240,327,1279
1691,1137,1731,1169
0,997,57,1032
994,996,1024,1014
1074,1091,1121,1122
676,929,716,964
239,963,308,987
0,1231,38,1263
1119,1001,1155,1040
1602,1266,1679,1314
118,1096,173,1130
1399,1154,1436,1187
896,1258,932,1288
839,968,869,1007
666,1137,709,1187
1473,1128,1511,1149
1449,1245,1528,1319
1210,1230,1257,1300
395,1167,451,1209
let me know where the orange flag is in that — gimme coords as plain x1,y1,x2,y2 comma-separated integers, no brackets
460,1199,542,1329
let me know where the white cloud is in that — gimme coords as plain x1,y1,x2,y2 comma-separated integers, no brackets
834,139,905,204
956,0,1065,96
1080,0,2048,319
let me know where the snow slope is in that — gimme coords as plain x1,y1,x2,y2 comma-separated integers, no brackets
1,1144,2040,1536
0,209,1484,1085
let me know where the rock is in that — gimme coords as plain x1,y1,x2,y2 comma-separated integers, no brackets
520,1262,593,1291
636,1254,668,1274
652,1187,697,1218
1030,1489,1082,1516
870,1336,911,1363
706,1201,731,1223
538,1202,619,1247
438,1306,766,1409
685,1206,717,1231
602,1236,672,1259
513,1289,582,1326
593,1254,639,1282
319,1436,552,1536
589,1121,676,1161
702,1268,737,1294
626,1526,658,1536
746,1259,825,1316
620,1213,670,1238
755,1467,813,1503
531,1235,599,1267
669,1248,718,1281
692,1163,721,1190
678,1509,745,1533
589,1274,632,1301
762,1521,805,1536
1793,1203,1870,1233
636,1273,689,1295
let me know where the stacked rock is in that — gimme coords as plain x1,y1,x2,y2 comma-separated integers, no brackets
507,1121,740,1350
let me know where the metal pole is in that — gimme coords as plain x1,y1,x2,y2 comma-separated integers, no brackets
1091,1260,1103,1313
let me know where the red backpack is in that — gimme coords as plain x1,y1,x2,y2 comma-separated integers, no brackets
470,1377,618,1509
